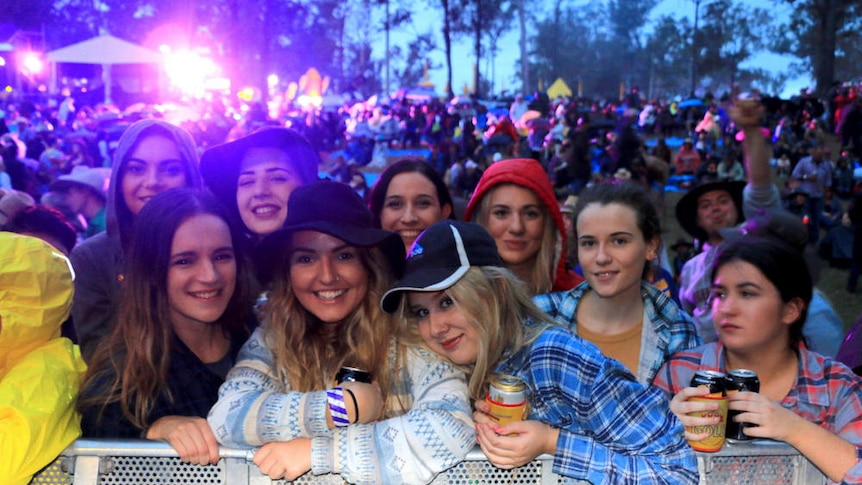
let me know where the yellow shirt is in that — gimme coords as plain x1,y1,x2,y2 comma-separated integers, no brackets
578,321,643,379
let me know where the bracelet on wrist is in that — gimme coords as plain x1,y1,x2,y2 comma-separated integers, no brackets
327,387,350,427
343,388,359,424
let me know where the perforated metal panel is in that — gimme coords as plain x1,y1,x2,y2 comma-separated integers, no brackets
29,458,72,485
29,439,828,485
96,456,224,484
431,459,548,484
699,454,799,485
274,474,345,484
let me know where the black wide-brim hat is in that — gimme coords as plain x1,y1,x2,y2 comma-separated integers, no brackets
675,180,745,242
256,181,405,285
381,221,503,313
200,127,321,226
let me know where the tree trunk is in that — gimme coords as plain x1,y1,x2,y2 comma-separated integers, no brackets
443,0,454,99
518,0,528,94
815,0,838,97
552,0,562,78
473,0,482,97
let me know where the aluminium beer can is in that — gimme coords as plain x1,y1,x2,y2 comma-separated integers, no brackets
486,374,528,427
334,366,372,386
686,370,728,452
725,369,760,441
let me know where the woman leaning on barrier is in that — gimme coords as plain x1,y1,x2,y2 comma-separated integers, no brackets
207,181,474,484
381,221,699,485
76,189,254,465
655,235,862,483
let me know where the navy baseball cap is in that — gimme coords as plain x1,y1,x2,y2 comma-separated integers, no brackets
380,221,502,313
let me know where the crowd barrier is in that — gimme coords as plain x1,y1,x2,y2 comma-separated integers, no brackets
30,438,827,485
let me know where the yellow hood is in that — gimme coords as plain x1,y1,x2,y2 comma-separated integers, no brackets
0,233,74,371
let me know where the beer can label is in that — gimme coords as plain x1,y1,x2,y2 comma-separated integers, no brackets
686,396,728,452
486,392,528,426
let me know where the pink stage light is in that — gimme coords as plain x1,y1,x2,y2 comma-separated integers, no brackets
164,50,220,97
22,53,43,74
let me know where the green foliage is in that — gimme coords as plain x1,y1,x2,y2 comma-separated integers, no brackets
774,0,862,93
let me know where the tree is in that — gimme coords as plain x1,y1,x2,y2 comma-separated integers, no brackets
696,0,768,93
425,0,461,99
774,0,862,95
533,2,651,100
391,33,438,88
643,15,693,97
607,0,659,94
456,0,510,98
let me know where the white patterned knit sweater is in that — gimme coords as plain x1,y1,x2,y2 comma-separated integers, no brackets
208,327,475,484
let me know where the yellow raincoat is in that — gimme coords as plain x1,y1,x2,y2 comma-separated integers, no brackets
0,233,87,485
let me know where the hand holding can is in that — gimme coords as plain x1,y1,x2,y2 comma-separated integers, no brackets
686,370,728,452
486,374,528,427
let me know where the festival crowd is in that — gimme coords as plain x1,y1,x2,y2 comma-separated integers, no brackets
3,84,862,485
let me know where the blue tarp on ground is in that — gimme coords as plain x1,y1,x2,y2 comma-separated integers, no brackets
318,171,380,187
644,136,685,148
328,147,431,160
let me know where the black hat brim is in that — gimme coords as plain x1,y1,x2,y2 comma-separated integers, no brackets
380,266,469,313
256,221,405,285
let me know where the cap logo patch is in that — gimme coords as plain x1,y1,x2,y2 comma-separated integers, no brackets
408,242,424,259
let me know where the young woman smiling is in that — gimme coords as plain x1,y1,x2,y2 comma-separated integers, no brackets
201,126,321,242
369,159,455,250
464,158,582,295
208,181,473,483
534,182,700,385
77,189,253,465
71,119,204,361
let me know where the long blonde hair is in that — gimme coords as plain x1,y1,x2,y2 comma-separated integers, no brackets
472,185,558,295
264,244,396,404
398,266,554,401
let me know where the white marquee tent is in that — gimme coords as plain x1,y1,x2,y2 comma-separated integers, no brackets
45,34,163,104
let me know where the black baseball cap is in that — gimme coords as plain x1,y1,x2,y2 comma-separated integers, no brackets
381,221,503,313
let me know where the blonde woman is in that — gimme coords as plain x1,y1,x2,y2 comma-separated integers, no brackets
465,158,582,295
208,181,473,483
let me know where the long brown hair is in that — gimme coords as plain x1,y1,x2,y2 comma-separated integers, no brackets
77,189,252,429
264,243,397,407
471,185,557,295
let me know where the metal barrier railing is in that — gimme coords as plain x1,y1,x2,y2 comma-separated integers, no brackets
30,438,827,484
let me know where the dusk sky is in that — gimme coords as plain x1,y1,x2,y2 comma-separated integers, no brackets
385,0,809,99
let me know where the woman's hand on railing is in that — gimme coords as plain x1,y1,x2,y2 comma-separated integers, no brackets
253,438,312,480
145,415,220,465
670,386,721,442
475,420,559,469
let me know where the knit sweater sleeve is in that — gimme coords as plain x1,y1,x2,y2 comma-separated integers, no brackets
309,346,475,485
207,327,331,447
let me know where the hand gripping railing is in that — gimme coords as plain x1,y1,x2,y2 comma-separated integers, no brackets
30,438,827,484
